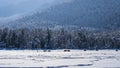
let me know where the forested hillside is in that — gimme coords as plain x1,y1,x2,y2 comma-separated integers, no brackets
1,0,120,30
0,0,120,50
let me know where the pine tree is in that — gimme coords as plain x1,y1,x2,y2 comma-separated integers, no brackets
11,31,18,48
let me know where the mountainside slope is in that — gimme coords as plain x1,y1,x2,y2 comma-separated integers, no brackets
1,0,120,30
0,0,70,17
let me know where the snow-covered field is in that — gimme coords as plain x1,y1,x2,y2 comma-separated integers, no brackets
0,50,120,68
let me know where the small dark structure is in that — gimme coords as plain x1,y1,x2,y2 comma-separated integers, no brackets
43,49,51,52
64,49,70,52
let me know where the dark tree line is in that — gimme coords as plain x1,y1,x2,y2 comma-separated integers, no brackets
0,28,120,50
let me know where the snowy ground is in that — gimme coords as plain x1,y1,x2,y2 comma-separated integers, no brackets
0,50,120,68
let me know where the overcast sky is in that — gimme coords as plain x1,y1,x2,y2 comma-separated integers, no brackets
0,0,58,17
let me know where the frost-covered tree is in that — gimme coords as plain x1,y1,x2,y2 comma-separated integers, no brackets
0,28,120,50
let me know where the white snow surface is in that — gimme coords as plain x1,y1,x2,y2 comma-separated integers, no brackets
0,50,120,68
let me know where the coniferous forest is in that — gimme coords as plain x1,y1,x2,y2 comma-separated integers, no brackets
0,0,120,67
0,28,120,50
0,0,120,50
